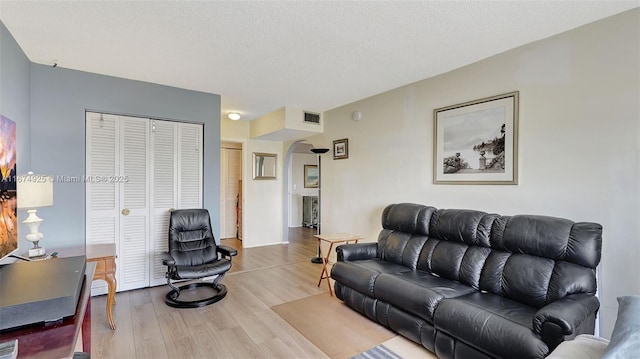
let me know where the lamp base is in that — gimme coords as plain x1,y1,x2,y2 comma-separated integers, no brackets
29,247,46,258
311,257,323,264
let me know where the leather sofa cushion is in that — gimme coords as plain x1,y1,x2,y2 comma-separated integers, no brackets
331,260,412,297
377,230,428,270
374,271,476,322
381,203,436,236
434,292,549,359
429,209,496,246
417,239,492,289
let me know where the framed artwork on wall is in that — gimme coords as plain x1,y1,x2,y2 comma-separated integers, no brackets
0,115,18,260
253,152,277,180
304,165,318,188
433,91,519,185
333,138,349,160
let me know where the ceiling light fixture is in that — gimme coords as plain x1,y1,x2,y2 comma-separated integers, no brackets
227,112,241,121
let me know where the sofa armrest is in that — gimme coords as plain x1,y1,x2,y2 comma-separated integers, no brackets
336,243,377,262
161,252,176,266
534,293,600,336
217,245,238,258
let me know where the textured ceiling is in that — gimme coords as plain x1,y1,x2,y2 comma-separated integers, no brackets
1,1,637,120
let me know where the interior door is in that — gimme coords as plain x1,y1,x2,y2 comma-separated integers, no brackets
150,121,203,286
220,147,242,238
149,120,177,286
86,112,119,295
117,116,150,291
177,123,203,209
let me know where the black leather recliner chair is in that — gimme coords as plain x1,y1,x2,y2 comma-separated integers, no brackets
161,209,237,308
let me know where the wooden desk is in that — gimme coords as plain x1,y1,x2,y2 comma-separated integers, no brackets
0,262,96,359
61,244,117,330
314,233,363,296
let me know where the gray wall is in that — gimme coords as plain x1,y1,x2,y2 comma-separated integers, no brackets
0,21,31,252
0,22,31,178
30,64,221,249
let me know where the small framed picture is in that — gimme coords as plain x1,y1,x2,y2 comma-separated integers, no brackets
333,138,349,160
304,165,318,188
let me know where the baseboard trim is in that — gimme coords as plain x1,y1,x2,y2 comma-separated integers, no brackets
242,241,286,248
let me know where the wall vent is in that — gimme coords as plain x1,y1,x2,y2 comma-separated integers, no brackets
304,112,321,124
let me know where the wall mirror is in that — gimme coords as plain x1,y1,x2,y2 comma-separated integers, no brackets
253,152,277,180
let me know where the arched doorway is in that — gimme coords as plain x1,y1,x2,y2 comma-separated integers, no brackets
282,140,315,243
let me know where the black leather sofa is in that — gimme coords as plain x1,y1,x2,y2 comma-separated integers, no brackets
331,203,602,359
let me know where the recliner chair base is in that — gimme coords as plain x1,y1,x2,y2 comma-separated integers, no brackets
164,282,227,308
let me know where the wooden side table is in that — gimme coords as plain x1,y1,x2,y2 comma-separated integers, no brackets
86,243,117,330
59,243,117,330
314,233,363,296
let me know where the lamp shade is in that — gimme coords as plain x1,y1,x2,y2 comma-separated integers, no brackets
310,148,330,154
17,173,54,209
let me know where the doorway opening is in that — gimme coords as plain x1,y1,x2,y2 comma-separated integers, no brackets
283,140,317,244
220,141,243,240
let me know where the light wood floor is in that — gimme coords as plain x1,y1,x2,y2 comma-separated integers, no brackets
90,227,331,359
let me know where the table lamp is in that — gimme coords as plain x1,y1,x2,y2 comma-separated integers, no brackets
17,172,54,257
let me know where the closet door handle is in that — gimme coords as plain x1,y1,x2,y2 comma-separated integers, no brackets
121,208,130,216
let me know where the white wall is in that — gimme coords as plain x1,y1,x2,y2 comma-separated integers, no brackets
285,106,324,133
250,107,286,138
289,153,318,226
242,139,283,248
305,9,639,338
221,117,250,140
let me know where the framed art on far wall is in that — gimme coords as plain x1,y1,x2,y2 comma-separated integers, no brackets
304,165,318,188
333,138,348,160
433,91,519,185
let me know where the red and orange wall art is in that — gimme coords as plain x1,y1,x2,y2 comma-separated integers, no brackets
0,115,17,258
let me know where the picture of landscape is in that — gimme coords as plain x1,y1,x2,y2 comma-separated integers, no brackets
442,106,506,174
0,115,18,259
304,165,319,188
434,91,518,185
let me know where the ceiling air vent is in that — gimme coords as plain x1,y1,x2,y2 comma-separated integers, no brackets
304,111,321,125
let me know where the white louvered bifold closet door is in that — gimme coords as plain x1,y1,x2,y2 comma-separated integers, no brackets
87,114,202,292
150,120,178,286
149,121,203,285
86,112,119,295
118,116,150,291
178,123,203,209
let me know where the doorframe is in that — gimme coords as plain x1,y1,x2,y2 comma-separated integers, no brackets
220,138,246,246
282,140,311,244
